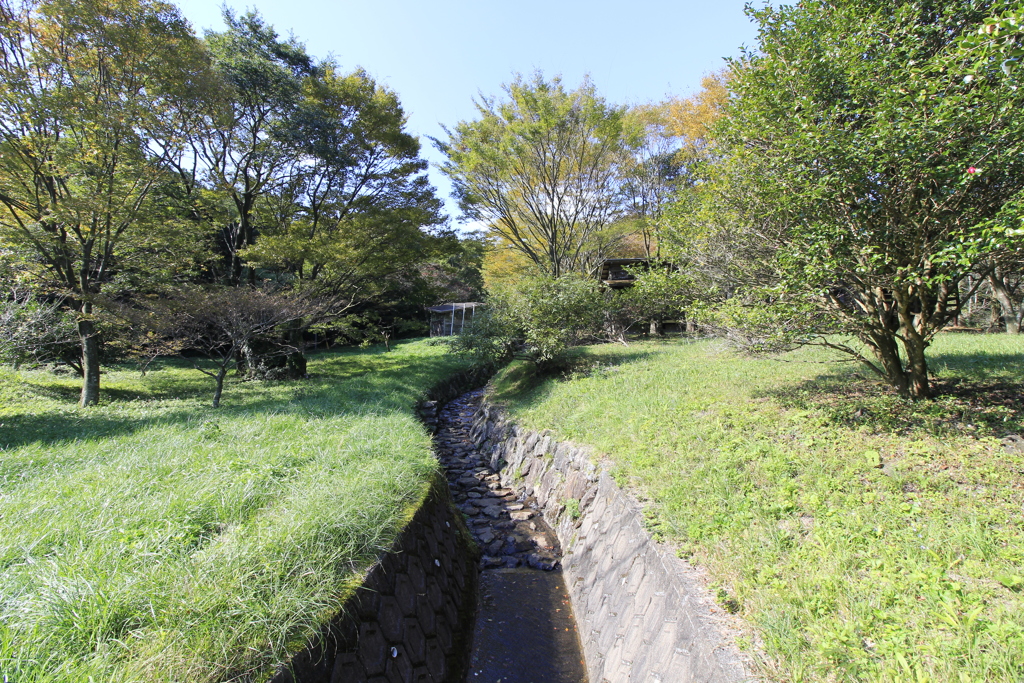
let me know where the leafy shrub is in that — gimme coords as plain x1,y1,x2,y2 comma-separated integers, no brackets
0,292,80,370
449,273,606,368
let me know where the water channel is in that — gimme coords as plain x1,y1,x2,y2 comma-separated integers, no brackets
432,391,588,683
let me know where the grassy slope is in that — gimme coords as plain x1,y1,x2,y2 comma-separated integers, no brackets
0,339,465,682
490,334,1024,682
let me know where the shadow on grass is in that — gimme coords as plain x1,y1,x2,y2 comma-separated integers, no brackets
753,352,1024,438
561,345,656,370
0,348,465,451
0,410,189,452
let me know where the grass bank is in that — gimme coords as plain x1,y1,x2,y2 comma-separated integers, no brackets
489,334,1024,682
0,339,466,682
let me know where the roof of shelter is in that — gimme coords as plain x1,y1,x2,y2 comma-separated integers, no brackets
426,302,484,314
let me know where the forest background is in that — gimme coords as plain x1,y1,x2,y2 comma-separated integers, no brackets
1,0,1022,408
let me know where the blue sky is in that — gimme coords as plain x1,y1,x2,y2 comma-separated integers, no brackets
172,0,761,228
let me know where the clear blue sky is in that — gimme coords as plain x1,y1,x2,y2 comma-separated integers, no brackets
172,0,761,228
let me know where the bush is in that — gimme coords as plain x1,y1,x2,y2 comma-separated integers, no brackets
0,292,80,370
449,273,605,368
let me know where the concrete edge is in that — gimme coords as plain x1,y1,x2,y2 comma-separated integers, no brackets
469,398,757,683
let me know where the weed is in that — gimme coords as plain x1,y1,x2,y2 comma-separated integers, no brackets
0,340,469,682
491,334,1024,681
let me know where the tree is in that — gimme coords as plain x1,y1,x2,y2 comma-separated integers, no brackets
436,73,630,278
612,74,730,262
184,13,445,374
664,71,729,162
0,289,78,369
961,6,1024,333
617,104,678,259
450,272,606,368
192,9,316,287
694,0,1024,398
0,0,214,405
132,286,315,407
241,65,444,298
961,4,1024,74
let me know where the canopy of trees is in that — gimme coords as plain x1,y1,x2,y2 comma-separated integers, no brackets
0,0,214,405
667,0,1024,398
3,0,1022,405
437,74,638,278
0,1,471,406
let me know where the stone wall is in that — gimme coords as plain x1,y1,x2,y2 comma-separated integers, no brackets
270,475,478,683
418,364,494,432
469,401,751,683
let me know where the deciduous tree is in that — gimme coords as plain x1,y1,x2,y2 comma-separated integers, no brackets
0,0,214,405
436,74,630,278
132,286,316,407
193,9,315,286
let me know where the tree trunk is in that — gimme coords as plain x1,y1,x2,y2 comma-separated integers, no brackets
649,320,662,336
903,336,931,399
988,271,1021,334
78,310,100,407
868,332,930,399
212,366,227,408
286,320,307,375
230,222,245,286
990,298,1003,332
285,350,307,377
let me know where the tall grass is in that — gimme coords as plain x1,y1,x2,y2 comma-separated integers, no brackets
490,334,1024,682
0,340,467,682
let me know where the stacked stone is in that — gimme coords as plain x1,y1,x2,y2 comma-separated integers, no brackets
432,390,561,571
270,476,477,683
463,394,752,683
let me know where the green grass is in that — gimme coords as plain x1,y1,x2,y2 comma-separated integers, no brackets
489,333,1024,682
0,339,468,682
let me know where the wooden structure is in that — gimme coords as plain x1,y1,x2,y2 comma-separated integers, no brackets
428,302,482,337
597,258,692,335
598,258,650,288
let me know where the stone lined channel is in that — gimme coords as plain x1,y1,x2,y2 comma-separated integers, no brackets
432,390,588,683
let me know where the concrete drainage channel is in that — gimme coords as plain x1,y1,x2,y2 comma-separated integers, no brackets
432,391,588,682
459,389,752,683
272,378,750,683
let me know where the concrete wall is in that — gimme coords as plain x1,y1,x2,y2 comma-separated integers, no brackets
270,476,478,683
469,401,752,683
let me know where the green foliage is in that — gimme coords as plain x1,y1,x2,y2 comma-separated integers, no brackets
623,266,698,326
436,73,630,277
514,274,607,362
446,303,522,366
563,497,581,520
449,273,606,368
192,10,450,372
0,339,469,681
491,335,1024,681
0,0,217,405
679,0,1024,398
237,63,444,291
960,5,1024,74
0,3,459,405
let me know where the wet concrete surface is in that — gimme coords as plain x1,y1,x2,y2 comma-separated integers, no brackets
431,390,588,683
467,569,587,683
